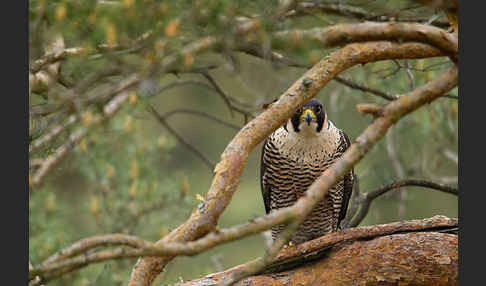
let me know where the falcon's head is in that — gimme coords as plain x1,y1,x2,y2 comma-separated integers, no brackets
284,98,327,135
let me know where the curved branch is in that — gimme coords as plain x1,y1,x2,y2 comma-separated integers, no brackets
127,41,446,286
273,22,457,61
43,234,152,265
237,44,456,102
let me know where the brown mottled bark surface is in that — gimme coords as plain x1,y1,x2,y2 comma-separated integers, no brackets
175,232,458,286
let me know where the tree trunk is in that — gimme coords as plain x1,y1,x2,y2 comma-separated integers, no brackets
174,232,458,286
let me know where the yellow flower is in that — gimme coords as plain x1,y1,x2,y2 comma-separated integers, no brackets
56,3,67,21
129,181,137,197
105,22,117,46
106,164,115,178
90,197,99,214
195,193,205,202
165,19,180,37
129,91,137,104
82,111,93,126
88,13,96,25
130,160,139,179
183,53,194,67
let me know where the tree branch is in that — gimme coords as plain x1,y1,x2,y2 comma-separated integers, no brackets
285,2,450,28
173,216,458,286
126,41,447,286
29,74,140,190
161,109,242,131
148,105,216,171
30,215,457,284
273,22,457,61
348,179,458,228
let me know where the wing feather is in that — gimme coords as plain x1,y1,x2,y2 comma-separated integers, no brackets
260,138,271,214
337,130,355,226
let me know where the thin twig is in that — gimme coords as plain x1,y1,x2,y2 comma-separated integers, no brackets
348,179,458,227
334,76,398,100
285,2,450,28
148,105,215,171
30,75,140,190
29,115,78,153
200,70,235,117
162,109,242,131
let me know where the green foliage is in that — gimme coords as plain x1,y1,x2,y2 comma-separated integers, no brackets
29,0,457,284
29,102,198,285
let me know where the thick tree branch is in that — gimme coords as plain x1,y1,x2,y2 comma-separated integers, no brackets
237,44,456,102
30,215,457,284
175,232,457,286
273,22,457,61
126,41,446,285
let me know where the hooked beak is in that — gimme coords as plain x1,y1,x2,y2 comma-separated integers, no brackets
301,109,316,125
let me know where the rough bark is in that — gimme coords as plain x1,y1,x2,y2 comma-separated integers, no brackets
175,232,458,286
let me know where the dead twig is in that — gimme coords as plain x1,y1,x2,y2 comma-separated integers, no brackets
348,179,458,228
148,106,215,171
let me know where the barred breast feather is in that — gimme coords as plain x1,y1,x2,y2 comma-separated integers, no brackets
260,120,354,244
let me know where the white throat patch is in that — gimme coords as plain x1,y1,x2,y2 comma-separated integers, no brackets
271,118,341,163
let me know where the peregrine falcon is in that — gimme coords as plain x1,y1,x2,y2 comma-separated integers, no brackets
260,98,354,244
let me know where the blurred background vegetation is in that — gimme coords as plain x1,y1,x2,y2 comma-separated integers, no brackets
29,0,457,285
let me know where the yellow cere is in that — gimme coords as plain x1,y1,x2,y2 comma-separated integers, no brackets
300,109,316,121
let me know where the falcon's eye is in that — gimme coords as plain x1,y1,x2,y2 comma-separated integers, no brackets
315,106,322,113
